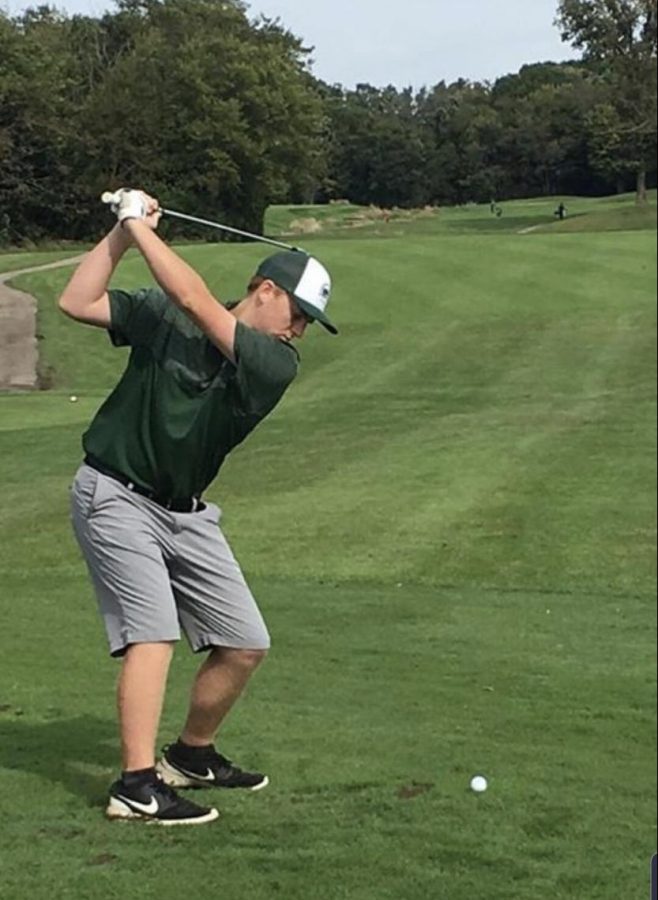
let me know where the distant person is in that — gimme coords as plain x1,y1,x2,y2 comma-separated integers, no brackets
489,199,503,218
58,189,337,825
555,202,568,221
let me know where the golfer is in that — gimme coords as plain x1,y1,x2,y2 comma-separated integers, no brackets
59,189,337,825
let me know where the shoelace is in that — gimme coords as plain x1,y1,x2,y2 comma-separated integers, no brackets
205,751,241,776
214,752,234,770
185,746,235,770
154,780,207,811
153,780,182,803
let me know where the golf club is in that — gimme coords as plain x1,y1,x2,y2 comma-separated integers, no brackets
101,191,301,252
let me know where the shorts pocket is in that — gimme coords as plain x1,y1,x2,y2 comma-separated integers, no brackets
201,502,222,525
70,467,106,521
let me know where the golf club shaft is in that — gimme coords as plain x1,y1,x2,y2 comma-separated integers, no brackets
160,208,298,252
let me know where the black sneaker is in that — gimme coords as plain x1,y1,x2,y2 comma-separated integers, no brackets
106,775,219,825
157,743,269,792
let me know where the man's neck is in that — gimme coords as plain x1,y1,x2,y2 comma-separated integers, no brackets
231,297,257,327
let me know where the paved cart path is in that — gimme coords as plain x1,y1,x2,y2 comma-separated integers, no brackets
0,255,86,391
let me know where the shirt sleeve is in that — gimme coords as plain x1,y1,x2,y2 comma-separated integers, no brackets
234,321,299,412
108,288,167,347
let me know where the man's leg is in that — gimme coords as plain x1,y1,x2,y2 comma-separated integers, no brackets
181,647,267,746
161,507,271,789
71,474,220,823
158,648,270,791
118,642,175,770
109,640,224,824
108,640,220,824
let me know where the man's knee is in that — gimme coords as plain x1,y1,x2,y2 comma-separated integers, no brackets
238,648,268,671
215,647,268,672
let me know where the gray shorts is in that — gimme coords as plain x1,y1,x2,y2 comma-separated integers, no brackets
70,465,270,658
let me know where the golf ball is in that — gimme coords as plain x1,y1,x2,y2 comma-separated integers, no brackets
69,396,78,403
470,776,488,793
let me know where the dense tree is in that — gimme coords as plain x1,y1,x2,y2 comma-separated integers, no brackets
0,0,326,241
319,84,432,207
557,0,658,202
416,81,497,204
0,1,656,244
0,8,88,242
492,64,610,197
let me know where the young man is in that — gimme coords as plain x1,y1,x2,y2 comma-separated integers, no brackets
59,189,337,826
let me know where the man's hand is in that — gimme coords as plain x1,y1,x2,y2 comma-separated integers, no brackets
103,188,162,230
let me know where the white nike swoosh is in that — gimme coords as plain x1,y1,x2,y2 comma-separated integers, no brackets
117,794,160,815
179,766,216,782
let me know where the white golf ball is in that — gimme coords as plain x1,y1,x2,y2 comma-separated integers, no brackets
470,776,488,793
69,396,78,403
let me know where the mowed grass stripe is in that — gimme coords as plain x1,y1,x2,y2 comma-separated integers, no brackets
7,231,656,595
211,234,655,592
7,232,656,595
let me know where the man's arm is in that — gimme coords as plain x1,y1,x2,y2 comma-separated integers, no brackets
58,225,132,328
123,218,237,363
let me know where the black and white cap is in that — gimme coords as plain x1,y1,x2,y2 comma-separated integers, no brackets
256,251,337,335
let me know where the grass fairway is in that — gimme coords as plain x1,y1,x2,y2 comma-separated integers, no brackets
266,191,657,241
0,218,656,898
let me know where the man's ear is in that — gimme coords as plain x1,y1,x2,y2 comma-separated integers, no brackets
256,280,277,305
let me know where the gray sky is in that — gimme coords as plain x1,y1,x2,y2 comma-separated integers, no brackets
3,0,578,88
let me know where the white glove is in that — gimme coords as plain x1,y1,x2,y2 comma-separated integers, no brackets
101,189,148,224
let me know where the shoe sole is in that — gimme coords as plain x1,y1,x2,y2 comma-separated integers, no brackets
156,757,270,792
106,797,219,826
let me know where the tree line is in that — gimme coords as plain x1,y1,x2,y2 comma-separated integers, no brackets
0,0,656,244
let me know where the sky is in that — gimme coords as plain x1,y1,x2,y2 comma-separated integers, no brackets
2,0,579,88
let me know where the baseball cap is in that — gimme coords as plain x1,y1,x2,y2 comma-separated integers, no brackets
256,251,337,335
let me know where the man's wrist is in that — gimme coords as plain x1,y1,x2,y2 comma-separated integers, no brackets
123,218,156,241
122,218,146,233
109,223,133,252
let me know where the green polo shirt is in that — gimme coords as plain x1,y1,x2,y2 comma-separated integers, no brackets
83,287,299,499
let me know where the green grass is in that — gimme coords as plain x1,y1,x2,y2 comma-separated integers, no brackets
265,201,368,235
266,191,657,241
0,249,84,275
0,215,656,899
535,203,658,234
